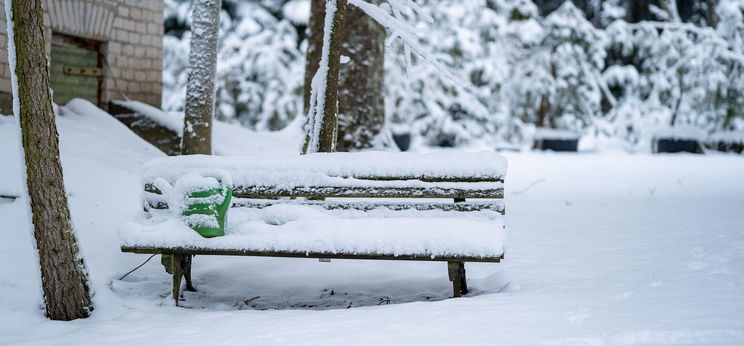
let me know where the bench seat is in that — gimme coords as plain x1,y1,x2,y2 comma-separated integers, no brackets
120,203,505,261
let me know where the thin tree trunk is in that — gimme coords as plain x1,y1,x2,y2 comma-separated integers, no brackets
536,94,551,128
182,0,221,155
304,0,325,115
304,0,348,153
336,0,385,151
671,72,684,126
706,0,719,27
6,0,92,320
301,0,325,154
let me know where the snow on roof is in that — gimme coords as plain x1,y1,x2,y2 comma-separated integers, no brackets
534,128,581,140
708,131,744,143
651,125,707,141
112,100,184,135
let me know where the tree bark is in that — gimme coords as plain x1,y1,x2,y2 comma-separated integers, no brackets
536,94,551,128
301,0,325,154
303,0,348,153
336,0,385,151
303,0,325,115
7,0,93,320
182,0,221,155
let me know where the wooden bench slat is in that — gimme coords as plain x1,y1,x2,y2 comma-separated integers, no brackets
144,183,504,200
121,246,504,263
232,199,506,213
231,185,504,199
348,175,503,183
144,197,505,214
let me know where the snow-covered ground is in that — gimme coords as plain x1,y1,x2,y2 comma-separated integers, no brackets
1,103,743,345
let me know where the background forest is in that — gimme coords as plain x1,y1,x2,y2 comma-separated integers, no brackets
162,0,744,151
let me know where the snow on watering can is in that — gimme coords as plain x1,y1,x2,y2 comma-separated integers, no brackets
172,170,233,238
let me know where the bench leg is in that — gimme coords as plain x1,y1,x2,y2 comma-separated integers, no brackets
162,254,193,306
447,261,468,297
184,255,196,292
171,255,183,306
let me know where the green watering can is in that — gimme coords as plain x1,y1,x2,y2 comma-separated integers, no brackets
181,178,233,238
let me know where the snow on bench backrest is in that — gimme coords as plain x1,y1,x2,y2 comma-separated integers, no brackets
141,151,507,204
143,151,507,183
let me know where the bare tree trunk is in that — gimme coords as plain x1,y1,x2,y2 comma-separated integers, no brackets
6,0,92,320
304,0,348,153
301,0,325,154
303,0,325,115
182,0,221,155
536,94,551,128
706,0,719,27
336,0,385,151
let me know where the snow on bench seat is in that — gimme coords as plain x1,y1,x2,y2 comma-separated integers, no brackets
120,204,505,260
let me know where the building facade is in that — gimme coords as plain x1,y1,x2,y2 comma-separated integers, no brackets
0,0,164,114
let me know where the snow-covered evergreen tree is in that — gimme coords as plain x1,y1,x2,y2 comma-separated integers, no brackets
504,1,606,136
163,0,304,131
385,0,509,147
605,15,742,145
159,0,744,150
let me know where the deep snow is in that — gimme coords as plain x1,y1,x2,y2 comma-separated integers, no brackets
1,103,743,345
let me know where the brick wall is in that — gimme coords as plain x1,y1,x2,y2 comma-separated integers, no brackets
0,0,164,114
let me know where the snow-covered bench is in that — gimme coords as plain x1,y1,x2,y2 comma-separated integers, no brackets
120,151,507,305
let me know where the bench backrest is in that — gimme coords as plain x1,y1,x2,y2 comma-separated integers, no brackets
141,152,506,214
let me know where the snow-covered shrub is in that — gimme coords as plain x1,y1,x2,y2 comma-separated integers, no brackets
501,1,606,144
385,0,511,147
605,17,743,147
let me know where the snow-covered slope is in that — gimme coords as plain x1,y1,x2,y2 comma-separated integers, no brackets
113,99,304,155
1,101,744,345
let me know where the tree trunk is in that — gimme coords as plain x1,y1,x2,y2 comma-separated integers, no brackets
7,0,93,320
304,0,348,153
705,0,719,27
182,0,221,155
336,0,385,151
536,94,551,128
303,0,325,115
301,0,325,154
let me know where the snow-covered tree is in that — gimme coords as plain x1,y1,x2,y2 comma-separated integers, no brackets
5,0,93,320
506,2,606,133
303,0,349,153
182,0,222,155
337,0,386,151
605,18,741,145
385,0,508,147
164,0,304,131
716,0,744,131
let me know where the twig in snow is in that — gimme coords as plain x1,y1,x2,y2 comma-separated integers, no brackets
513,179,546,196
